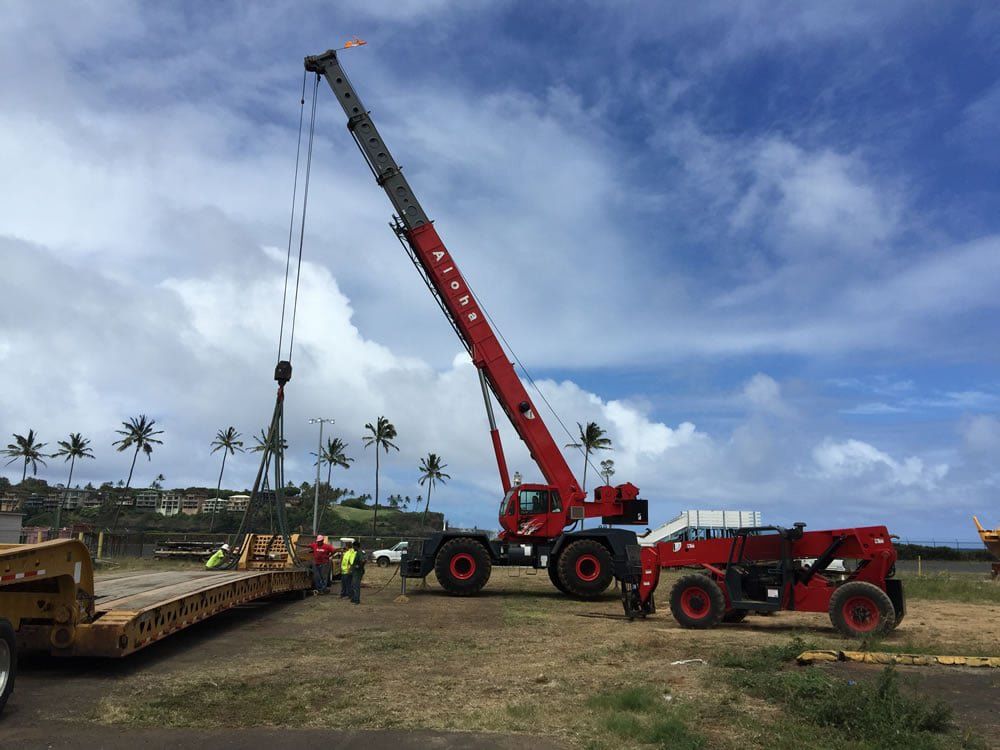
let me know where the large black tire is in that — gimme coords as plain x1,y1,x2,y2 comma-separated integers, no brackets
547,560,569,594
0,618,15,716
434,538,492,596
669,573,726,629
722,608,749,624
376,556,390,568
829,581,896,638
557,539,614,598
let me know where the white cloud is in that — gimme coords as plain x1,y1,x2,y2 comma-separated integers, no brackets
742,373,791,416
812,438,948,490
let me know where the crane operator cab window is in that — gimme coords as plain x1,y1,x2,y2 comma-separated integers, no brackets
518,489,562,515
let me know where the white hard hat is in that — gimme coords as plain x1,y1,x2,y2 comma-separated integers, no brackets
340,537,355,543
221,543,230,551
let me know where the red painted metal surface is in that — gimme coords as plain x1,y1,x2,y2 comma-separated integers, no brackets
638,525,898,616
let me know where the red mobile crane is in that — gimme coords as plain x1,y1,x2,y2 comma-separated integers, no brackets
305,49,648,598
304,50,906,638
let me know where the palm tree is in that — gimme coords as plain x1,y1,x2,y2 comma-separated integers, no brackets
251,428,288,454
4,429,48,484
566,421,613,494
362,416,398,536
111,415,164,525
566,422,612,529
314,436,353,489
418,453,450,525
52,433,95,530
210,427,244,531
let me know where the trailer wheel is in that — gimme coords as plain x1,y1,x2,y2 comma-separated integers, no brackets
434,538,492,596
829,581,896,638
669,574,725,629
557,539,614,598
722,608,749,624
0,618,15,715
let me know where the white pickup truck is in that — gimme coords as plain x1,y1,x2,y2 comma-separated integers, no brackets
372,541,409,567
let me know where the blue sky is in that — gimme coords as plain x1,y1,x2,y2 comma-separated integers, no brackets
1,1,998,540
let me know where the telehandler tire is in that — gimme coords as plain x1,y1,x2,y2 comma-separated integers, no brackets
829,581,896,638
557,539,614,598
669,574,726,629
434,537,492,596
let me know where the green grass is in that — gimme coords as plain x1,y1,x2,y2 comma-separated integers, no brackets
584,686,706,750
328,505,401,523
717,638,984,750
901,574,1000,604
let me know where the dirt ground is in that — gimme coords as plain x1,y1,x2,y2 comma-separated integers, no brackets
3,565,999,749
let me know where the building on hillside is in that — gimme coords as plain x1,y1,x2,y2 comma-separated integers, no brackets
0,496,19,513
157,492,181,517
226,494,250,512
57,488,92,510
181,496,203,515
81,492,103,509
23,495,45,514
202,497,228,513
134,490,159,511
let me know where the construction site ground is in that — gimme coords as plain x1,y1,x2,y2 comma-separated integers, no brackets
4,561,999,749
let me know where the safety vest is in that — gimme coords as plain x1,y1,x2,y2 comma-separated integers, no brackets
341,548,356,573
205,549,225,569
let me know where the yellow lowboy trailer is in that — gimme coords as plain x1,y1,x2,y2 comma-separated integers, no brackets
0,534,312,658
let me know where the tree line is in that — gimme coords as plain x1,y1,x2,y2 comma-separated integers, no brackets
4,414,617,533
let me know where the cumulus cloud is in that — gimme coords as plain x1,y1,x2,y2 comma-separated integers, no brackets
812,438,949,490
742,373,792,417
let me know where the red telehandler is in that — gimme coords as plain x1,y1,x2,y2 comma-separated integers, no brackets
304,49,905,638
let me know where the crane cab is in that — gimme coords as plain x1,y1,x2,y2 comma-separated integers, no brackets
498,484,567,541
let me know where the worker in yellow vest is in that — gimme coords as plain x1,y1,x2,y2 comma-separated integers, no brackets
205,543,230,569
339,540,356,599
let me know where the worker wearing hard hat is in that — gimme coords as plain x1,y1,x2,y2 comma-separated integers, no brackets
205,543,230,570
339,539,356,599
308,534,336,594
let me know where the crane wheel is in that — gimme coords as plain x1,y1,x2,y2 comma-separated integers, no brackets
547,561,569,594
829,581,895,638
0,618,16,715
557,539,614,598
669,574,725,629
434,538,492,596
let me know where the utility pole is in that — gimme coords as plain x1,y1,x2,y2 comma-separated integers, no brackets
308,417,334,534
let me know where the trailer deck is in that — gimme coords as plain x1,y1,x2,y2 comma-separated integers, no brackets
1,535,312,659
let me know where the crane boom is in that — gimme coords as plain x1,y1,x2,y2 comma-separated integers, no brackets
305,49,583,506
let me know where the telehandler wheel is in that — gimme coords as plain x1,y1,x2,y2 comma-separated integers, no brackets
557,539,614,598
0,618,16,715
434,538,492,596
669,574,725,629
722,608,749,624
829,581,896,638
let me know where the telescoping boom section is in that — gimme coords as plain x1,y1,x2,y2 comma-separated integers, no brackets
304,49,647,546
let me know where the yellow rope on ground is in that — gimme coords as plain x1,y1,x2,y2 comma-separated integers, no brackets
797,650,1000,668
